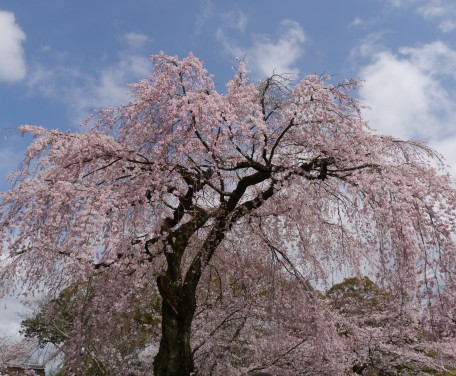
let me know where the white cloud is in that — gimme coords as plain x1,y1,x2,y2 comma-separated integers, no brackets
0,10,26,83
430,137,456,178
360,53,436,139
356,40,456,175
123,32,150,49
359,41,456,139
91,54,151,107
217,19,307,78
399,41,456,78
0,297,27,339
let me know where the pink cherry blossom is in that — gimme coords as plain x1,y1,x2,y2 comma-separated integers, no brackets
1,53,456,375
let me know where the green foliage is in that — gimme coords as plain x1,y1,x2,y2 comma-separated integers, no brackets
20,312,67,347
20,285,80,347
20,281,162,374
327,276,389,316
327,276,376,296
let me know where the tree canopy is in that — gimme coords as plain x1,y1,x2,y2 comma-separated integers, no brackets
1,53,456,375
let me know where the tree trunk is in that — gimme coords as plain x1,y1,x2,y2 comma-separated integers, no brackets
153,276,196,376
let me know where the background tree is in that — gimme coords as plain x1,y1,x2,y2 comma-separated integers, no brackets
327,277,456,375
20,271,456,375
19,253,345,375
1,53,456,375
19,275,161,375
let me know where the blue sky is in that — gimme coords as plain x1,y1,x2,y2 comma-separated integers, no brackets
1,0,456,337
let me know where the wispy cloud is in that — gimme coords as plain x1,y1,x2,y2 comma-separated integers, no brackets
389,0,456,33
221,10,248,33
0,10,26,83
388,0,417,8
123,32,150,49
348,16,382,30
418,1,456,33
217,19,307,79
27,36,152,126
195,0,215,35
350,17,364,28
